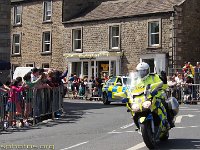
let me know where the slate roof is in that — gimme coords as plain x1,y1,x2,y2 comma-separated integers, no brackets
65,0,185,23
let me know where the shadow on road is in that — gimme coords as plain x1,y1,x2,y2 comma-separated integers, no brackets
56,100,125,124
157,139,200,149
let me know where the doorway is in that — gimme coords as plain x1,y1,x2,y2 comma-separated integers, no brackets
142,59,155,73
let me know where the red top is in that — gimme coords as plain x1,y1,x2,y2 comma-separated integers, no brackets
8,86,24,102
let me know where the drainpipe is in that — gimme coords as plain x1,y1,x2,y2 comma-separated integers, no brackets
171,10,176,69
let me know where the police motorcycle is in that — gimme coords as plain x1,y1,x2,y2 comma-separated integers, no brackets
115,72,179,149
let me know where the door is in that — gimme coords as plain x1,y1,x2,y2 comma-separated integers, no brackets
140,54,166,74
142,58,155,73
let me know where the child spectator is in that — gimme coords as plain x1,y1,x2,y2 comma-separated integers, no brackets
6,77,25,127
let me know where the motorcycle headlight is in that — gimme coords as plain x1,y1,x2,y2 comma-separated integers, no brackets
142,101,151,109
131,103,140,112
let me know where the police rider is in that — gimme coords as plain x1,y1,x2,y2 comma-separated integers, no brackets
135,62,175,128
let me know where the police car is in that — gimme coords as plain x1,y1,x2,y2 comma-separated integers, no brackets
102,76,131,104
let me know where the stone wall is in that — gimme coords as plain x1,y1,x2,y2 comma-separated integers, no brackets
11,0,65,70
174,0,200,68
0,0,11,82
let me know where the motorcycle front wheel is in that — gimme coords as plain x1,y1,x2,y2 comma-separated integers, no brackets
141,121,156,149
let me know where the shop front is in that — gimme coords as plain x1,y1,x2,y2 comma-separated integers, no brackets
64,51,122,80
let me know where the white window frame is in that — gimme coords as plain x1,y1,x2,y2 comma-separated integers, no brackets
43,0,52,21
148,19,161,47
13,5,22,25
109,25,120,50
72,28,82,52
42,31,51,52
12,34,21,55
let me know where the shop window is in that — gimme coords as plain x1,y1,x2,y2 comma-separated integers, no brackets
109,25,120,50
72,28,82,52
83,62,88,77
98,61,109,78
13,5,22,25
72,62,81,77
148,20,161,47
43,0,52,21
110,61,116,76
12,34,21,54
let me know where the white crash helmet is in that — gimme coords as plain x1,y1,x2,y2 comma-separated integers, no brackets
136,62,150,79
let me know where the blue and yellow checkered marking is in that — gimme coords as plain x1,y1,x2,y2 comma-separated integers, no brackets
103,85,128,99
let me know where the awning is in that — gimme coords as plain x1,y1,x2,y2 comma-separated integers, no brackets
0,60,11,70
63,51,123,58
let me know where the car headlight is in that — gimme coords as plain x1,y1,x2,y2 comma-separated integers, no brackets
142,101,151,109
131,103,140,112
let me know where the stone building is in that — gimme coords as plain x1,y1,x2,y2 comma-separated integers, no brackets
11,0,64,72
62,0,200,79
10,0,200,79
0,0,11,82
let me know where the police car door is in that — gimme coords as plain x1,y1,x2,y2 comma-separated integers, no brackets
112,77,123,100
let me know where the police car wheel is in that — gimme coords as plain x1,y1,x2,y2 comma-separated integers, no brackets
103,93,110,105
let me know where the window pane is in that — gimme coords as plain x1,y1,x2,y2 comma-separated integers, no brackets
112,37,119,48
47,2,51,10
112,26,119,36
15,45,20,53
74,40,81,49
44,44,50,51
16,6,22,14
44,1,51,21
16,15,21,24
83,62,88,76
44,32,50,41
14,35,20,43
151,34,159,45
111,61,116,76
43,64,50,68
151,22,159,33
74,30,81,39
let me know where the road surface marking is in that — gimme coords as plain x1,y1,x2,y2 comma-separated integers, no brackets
108,130,136,134
120,123,135,129
180,107,188,108
108,130,122,134
179,108,199,111
60,141,89,150
175,126,199,129
175,114,195,123
126,142,146,150
125,131,136,133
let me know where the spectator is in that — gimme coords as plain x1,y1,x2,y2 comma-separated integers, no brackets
194,62,200,84
31,67,39,82
6,77,25,127
167,76,177,97
23,72,42,123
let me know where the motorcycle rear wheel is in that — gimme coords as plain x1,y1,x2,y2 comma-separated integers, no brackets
141,121,156,149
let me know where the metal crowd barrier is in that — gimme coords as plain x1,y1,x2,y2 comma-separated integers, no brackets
168,84,200,104
0,85,64,130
